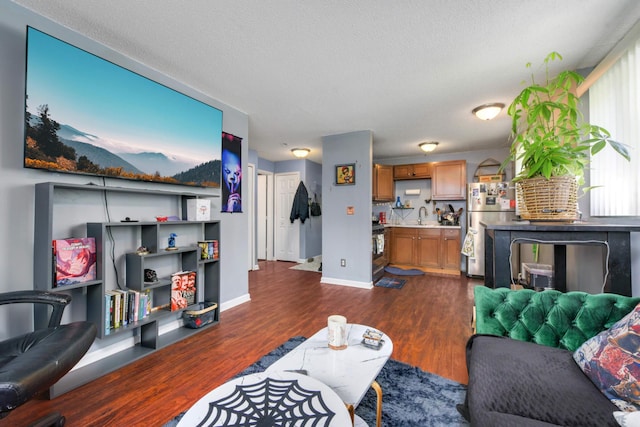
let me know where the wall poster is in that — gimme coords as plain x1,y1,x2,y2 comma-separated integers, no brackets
221,132,243,213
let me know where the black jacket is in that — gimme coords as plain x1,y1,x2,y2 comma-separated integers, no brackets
290,181,309,223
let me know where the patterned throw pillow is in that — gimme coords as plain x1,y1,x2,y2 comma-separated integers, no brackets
573,302,640,412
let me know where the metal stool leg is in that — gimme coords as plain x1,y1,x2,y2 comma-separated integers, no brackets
371,380,382,427
346,403,355,426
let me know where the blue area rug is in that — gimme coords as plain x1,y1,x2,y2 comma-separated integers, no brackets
385,266,425,276
163,336,468,426
375,277,406,289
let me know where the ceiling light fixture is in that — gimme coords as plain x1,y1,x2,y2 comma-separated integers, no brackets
419,142,439,153
472,103,505,120
291,148,310,158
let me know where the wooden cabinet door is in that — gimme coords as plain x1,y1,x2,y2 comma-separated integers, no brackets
373,164,394,201
432,160,466,200
412,162,432,178
390,228,415,264
393,164,413,180
441,229,461,270
383,228,391,265
416,228,441,268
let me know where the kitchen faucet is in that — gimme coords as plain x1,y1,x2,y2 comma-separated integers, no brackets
418,206,428,224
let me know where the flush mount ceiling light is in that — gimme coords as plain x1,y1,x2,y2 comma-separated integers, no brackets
291,148,310,158
419,142,439,153
472,103,505,120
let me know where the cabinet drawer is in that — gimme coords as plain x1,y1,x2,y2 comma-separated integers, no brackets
442,229,460,239
418,228,441,238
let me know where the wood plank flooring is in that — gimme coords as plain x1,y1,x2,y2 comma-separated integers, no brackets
6,261,480,427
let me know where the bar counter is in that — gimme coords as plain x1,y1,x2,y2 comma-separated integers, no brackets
481,220,640,296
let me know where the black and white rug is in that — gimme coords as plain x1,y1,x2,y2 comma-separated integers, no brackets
163,336,468,426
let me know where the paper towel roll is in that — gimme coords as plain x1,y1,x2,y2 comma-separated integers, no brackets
404,189,420,195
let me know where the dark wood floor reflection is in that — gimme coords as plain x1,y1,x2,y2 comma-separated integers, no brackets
8,261,479,427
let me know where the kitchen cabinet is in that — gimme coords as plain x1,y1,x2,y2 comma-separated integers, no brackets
393,162,431,180
432,160,466,200
389,226,460,274
390,227,415,265
372,164,394,202
416,228,441,268
441,228,461,270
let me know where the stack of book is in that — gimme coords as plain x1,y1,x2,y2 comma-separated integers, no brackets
104,289,151,335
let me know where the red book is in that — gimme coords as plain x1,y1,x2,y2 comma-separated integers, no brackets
53,237,97,287
171,271,196,311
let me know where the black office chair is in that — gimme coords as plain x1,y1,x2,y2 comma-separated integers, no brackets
0,290,97,427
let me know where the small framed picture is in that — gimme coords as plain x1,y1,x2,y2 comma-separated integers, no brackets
335,163,356,185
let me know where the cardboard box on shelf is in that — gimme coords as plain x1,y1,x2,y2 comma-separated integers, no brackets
187,199,211,221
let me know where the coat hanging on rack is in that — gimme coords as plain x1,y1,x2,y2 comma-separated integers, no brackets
290,181,309,223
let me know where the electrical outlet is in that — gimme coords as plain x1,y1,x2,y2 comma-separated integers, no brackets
340,259,346,267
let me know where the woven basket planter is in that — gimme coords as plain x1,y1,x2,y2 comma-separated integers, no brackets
516,176,578,221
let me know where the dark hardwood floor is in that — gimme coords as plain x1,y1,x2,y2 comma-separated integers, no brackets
6,261,480,427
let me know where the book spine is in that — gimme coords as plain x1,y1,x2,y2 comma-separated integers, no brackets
104,293,111,335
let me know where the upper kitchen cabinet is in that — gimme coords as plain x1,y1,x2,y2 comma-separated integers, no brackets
372,164,394,202
432,160,466,200
393,162,431,180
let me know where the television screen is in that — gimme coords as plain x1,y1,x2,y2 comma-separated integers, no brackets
24,26,223,188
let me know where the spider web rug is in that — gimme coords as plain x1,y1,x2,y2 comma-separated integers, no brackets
163,336,468,427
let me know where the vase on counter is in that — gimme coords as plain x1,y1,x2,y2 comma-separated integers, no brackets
395,196,402,208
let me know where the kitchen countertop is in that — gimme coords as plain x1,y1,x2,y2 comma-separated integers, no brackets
384,223,461,229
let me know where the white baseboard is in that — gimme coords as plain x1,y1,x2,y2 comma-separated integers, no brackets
221,293,251,311
320,276,373,290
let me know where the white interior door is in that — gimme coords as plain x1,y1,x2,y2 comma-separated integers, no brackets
257,174,267,260
275,172,300,262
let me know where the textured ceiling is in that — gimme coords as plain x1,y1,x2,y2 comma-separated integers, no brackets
12,0,640,163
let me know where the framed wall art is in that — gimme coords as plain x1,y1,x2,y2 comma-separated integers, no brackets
221,132,243,212
335,163,355,186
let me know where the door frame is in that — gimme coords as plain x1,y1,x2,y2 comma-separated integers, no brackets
257,170,275,261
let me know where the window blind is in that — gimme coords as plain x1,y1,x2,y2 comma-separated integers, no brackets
589,38,640,216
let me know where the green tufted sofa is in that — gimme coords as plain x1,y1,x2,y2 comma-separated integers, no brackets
458,286,640,427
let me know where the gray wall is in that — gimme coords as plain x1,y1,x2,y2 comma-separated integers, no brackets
273,158,323,260
321,130,373,287
0,2,250,342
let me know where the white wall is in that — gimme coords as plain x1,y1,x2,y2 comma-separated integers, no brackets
0,2,250,342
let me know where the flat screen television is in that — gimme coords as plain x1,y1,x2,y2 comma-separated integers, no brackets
24,26,223,188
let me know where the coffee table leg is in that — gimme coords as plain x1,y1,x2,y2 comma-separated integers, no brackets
371,380,382,427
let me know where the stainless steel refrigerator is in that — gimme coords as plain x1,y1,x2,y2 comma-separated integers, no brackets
466,182,517,278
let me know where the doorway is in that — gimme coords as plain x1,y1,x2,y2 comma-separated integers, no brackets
257,170,274,261
275,172,300,262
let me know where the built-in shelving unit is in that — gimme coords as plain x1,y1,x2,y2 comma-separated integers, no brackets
33,182,220,398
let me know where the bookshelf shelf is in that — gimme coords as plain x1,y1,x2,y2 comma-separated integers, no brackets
33,182,220,398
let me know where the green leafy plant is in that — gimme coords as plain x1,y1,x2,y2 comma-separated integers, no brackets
502,52,629,188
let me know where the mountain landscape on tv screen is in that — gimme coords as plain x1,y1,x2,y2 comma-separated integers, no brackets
25,111,220,188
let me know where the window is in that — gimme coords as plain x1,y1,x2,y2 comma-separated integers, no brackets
589,37,640,216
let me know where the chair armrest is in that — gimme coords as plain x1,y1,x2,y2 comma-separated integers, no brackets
0,290,72,327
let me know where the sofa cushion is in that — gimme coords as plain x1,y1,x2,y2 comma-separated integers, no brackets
474,286,640,351
573,302,640,412
466,335,618,427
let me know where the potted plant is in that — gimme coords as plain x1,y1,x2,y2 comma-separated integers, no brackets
502,52,629,220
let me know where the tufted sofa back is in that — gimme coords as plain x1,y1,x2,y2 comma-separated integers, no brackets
474,286,640,351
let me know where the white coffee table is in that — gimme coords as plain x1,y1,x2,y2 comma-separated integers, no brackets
177,371,352,426
265,324,393,427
